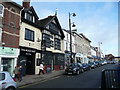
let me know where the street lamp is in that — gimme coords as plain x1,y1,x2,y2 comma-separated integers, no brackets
69,12,76,63
98,42,102,60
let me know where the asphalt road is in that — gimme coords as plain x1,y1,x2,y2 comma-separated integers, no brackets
20,64,117,88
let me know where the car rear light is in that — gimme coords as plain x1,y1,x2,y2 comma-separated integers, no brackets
12,78,16,82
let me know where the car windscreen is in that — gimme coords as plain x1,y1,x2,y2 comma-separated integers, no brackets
68,64,76,67
83,63,88,66
0,73,5,81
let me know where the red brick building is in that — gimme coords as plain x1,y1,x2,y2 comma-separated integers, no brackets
0,1,22,76
2,2,22,48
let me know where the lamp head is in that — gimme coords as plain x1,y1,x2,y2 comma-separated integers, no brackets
72,23,76,27
72,13,76,17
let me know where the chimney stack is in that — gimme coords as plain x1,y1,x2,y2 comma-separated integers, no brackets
22,0,30,8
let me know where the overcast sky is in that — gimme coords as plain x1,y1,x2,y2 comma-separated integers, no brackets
13,0,119,56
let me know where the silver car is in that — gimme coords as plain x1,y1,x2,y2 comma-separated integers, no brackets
0,71,17,90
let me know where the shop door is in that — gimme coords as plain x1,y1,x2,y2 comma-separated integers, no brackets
26,54,35,75
18,55,27,76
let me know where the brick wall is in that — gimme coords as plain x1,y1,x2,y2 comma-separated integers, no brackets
2,2,21,48
2,33,19,48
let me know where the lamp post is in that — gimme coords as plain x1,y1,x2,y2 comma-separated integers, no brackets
98,42,102,60
69,12,76,63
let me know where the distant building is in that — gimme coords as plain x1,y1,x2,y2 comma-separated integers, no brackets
105,54,115,61
63,29,75,64
72,31,83,63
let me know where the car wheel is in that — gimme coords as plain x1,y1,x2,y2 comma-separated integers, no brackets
6,87,15,90
89,67,91,70
81,69,84,73
76,70,80,75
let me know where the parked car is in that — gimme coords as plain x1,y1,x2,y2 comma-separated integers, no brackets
65,63,84,75
0,71,17,90
82,63,91,71
88,62,96,69
101,60,107,65
94,61,101,67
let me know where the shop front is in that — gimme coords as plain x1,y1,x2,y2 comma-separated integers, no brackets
75,53,84,63
18,46,36,76
54,53,65,70
0,46,19,76
65,50,76,64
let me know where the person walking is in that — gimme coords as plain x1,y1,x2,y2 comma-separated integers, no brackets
19,65,23,82
13,65,20,81
39,62,44,75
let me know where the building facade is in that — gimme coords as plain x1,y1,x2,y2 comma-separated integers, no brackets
63,29,75,65
72,32,84,63
0,2,22,76
18,1,42,75
37,15,65,72
80,33,91,63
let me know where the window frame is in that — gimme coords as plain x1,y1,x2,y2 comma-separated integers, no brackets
25,28,34,42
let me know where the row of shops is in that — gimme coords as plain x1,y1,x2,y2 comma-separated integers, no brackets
64,51,101,66
0,46,101,76
0,46,65,76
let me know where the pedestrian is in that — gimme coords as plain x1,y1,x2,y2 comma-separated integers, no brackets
13,65,20,81
39,62,44,75
19,65,23,82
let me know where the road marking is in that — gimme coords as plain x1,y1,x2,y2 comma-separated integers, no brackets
19,76,61,88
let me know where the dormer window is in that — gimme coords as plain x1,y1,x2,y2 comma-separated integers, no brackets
26,12,33,22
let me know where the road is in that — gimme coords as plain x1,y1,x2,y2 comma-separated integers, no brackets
19,64,117,88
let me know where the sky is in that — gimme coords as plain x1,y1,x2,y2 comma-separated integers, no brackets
11,0,119,56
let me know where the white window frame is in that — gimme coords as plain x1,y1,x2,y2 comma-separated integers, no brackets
0,4,4,17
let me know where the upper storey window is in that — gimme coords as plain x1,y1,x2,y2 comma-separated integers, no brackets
0,4,4,17
49,23,58,32
25,28,34,42
26,13,32,21
25,12,35,22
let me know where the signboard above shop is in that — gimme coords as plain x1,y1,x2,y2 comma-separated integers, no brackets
0,47,19,56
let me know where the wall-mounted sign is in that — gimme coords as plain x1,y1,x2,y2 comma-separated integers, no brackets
0,47,18,56
20,48,36,53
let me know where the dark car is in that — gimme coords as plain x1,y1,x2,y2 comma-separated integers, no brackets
82,63,91,71
88,62,96,69
65,63,84,75
94,61,101,67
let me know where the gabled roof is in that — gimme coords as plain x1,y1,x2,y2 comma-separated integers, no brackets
37,15,65,39
37,15,55,27
22,6,39,19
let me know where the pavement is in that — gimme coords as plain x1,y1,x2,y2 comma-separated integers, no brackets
17,70,65,88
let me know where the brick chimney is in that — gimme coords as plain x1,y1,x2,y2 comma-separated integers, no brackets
22,0,30,8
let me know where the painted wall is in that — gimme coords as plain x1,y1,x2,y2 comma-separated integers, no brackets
19,22,42,50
